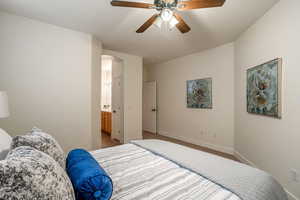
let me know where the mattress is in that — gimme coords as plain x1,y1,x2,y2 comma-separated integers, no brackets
91,144,241,200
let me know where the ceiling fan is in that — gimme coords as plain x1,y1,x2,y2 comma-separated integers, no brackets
111,0,226,34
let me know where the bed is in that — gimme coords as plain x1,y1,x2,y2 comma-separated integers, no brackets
91,139,288,200
0,128,288,200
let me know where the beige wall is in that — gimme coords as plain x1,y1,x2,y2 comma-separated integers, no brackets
234,1,300,199
0,12,102,152
147,43,235,154
143,65,149,82
103,50,143,143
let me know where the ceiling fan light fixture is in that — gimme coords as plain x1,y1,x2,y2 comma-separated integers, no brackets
153,16,163,28
160,9,173,22
168,15,179,29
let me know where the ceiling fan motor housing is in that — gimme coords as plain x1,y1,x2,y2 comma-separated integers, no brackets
154,0,178,10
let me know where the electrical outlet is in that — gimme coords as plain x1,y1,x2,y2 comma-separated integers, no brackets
290,169,299,182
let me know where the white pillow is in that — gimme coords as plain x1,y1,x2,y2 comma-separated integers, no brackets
0,128,12,160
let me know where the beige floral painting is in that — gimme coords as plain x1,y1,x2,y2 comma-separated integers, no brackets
247,58,282,118
187,78,212,109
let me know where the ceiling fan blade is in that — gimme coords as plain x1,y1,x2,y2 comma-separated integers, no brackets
136,14,158,33
178,0,225,10
173,13,191,33
111,1,154,9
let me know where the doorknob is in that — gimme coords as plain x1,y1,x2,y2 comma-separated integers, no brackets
113,110,117,113
151,108,156,112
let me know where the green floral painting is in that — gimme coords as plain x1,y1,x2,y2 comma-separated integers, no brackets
187,78,212,109
247,58,282,118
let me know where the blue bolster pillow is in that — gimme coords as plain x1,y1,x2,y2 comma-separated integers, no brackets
66,149,113,200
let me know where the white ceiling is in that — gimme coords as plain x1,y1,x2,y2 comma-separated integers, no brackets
0,0,278,64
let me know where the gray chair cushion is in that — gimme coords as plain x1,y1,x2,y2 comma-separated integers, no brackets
11,129,65,168
0,146,75,200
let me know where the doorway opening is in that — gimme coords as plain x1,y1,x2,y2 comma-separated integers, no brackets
101,55,124,148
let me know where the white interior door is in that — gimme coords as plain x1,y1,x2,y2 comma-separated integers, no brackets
143,81,157,134
111,58,124,143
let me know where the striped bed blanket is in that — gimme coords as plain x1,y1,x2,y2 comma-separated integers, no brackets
131,140,288,200
91,144,240,200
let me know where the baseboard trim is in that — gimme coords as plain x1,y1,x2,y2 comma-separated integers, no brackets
201,142,234,155
234,151,257,167
286,189,299,200
143,129,156,134
157,130,234,155
234,150,299,200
